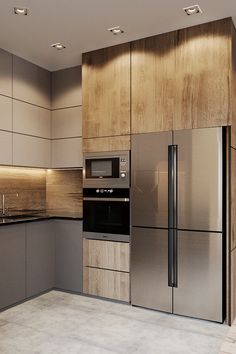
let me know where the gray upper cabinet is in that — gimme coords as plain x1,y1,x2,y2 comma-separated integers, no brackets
51,106,82,139
0,95,12,131
13,100,51,138
13,134,51,168
26,221,55,298
55,220,83,292
51,66,82,109
13,56,51,109
51,138,82,168
0,131,12,165
0,224,26,310
0,49,12,97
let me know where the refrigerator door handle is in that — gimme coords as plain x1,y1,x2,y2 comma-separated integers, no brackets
168,145,178,288
168,145,177,229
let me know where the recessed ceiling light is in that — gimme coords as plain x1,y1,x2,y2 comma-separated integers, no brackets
108,26,124,35
13,7,28,15
183,5,202,15
51,43,66,50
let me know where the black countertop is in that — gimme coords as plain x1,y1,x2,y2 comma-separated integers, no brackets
0,214,83,226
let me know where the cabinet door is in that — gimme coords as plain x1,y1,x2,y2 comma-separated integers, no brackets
51,138,82,168
0,131,12,165
26,221,55,297
55,220,83,292
83,267,130,302
131,32,176,134
175,18,231,129
83,136,130,153
83,239,130,272
0,224,26,309
13,134,51,168
13,100,51,138
0,95,12,131
83,43,130,138
0,49,12,97
51,106,82,139
13,55,51,109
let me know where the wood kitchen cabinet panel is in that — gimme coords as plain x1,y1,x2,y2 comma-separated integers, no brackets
83,239,130,272
0,224,26,310
13,100,51,138
13,55,51,109
0,49,12,97
131,32,176,133
83,267,130,302
82,43,130,138
55,220,83,293
26,221,55,297
83,135,130,153
175,18,231,130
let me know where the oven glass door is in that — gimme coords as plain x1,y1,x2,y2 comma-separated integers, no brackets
83,200,130,235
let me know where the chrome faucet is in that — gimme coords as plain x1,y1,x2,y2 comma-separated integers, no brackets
1,193,19,216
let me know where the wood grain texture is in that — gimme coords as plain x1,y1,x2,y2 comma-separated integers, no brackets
131,31,175,133
82,43,131,138
176,18,231,130
0,167,46,214
46,169,82,217
83,267,130,302
83,135,130,152
230,22,236,149
83,239,130,272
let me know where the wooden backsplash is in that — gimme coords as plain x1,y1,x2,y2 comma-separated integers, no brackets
0,167,46,214
46,169,83,217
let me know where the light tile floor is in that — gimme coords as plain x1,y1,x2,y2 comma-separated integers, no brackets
0,291,228,354
220,320,236,353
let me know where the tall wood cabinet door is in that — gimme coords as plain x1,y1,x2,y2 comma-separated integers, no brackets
0,224,26,310
131,32,176,134
175,18,231,130
82,43,131,138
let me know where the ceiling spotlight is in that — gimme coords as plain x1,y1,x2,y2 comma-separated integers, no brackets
183,5,202,15
13,7,28,15
51,43,66,50
108,26,124,35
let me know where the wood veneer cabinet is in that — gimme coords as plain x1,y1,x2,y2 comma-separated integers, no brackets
83,135,130,153
131,18,232,133
82,43,130,140
83,239,130,302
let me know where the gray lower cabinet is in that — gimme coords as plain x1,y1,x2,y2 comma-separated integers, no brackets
0,224,26,310
55,220,83,292
26,221,55,297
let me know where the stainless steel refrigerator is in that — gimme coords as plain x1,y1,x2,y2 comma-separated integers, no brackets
131,127,225,322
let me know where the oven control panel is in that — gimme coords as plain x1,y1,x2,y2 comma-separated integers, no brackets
96,189,114,194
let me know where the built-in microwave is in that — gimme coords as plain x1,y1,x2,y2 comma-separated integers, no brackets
83,151,130,188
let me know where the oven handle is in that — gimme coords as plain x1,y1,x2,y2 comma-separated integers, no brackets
83,197,130,202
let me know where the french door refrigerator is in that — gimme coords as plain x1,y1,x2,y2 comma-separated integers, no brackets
131,127,225,322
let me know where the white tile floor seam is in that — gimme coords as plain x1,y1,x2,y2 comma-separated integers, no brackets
0,291,228,354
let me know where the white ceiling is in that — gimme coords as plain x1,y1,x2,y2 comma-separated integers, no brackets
0,0,236,71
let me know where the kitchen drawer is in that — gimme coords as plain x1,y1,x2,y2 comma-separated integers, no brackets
83,239,130,272
83,267,130,302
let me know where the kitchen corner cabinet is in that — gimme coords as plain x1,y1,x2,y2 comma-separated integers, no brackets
0,224,26,310
83,239,130,302
51,138,82,168
55,220,83,292
26,221,55,298
82,43,131,139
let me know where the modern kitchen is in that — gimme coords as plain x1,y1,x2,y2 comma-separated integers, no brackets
0,1,236,353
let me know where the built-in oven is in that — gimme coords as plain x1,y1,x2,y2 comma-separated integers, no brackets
83,151,130,188
83,188,130,242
